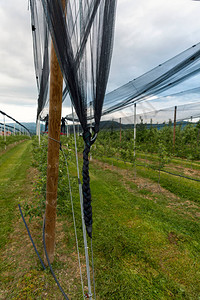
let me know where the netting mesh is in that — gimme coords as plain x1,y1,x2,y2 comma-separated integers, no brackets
102,43,200,115
100,103,199,131
30,0,117,238
0,110,30,135
63,43,200,124
39,0,117,133
31,0,200,129
30,0,50,119
65,86,200,126
100,90,200,126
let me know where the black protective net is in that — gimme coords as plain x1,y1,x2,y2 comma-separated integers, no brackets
65,97,200,131
40,0,117,133
102,43,200,115
30,0,117,237
0,123,22,135
64,43,200,123
0,110,30,135
101,102,200,129
30,0,200,238
30,0,50,119
100,88,200,126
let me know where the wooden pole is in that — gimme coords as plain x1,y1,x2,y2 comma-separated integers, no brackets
173,106,177,149
67,121,69,137
44,41,63,264
120,117,122,143
38,116,41,145
133,103,136,157
4,115,6,150
90,101,93,160
4,115,6,142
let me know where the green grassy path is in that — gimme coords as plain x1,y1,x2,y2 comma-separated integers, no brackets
87,161,200,299
0,140,32,249
64,155,200,299
1,137,199,299
99,156,200,204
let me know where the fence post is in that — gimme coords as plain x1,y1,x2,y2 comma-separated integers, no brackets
120,117,122,143
44,34,64,264
4,115,6,149
173,106,177,150
134,103,137,157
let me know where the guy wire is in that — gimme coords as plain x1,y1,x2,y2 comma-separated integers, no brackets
48,135,85,299
60,144,85,299
72,104,93,300
91,238,96,300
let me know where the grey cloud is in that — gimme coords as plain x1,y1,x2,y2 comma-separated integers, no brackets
1,0,200,120
108,0,200,92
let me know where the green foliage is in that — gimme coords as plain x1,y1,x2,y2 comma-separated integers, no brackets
24,136,76,220
13,270,45,299
1,133,200,299
157,142,171,170
0,135,29,152
89,163,200,299
0,140,32,248
94,121,200,162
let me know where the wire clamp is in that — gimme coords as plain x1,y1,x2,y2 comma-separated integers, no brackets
85,293,93,298
48,136,62,150
83,127,97,147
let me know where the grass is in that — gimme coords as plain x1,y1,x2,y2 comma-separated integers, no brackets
1,137,200,299
137,151,200,170
0,135,29,152
0,140,32,248
99,156,200,204
0,140,85,299
88,162,200,299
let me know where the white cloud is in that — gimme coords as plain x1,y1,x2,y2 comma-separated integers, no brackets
0,0,37,121
1,0,200,123
108,0,200,90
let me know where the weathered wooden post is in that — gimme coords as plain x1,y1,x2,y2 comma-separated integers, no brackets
66,120,69,137
173,106,177,150
119,117,122,143
44,41,63,264
4,115,6,150
133,103,136,157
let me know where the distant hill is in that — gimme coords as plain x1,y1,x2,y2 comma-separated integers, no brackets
100,120,194,130
7,120,195,135
8,122,37,135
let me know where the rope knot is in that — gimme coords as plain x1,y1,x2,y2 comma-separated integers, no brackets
83,127,98,148
83,130,92,147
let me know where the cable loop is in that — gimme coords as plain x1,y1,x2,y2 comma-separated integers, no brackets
48,136,62,150
83,127,97,147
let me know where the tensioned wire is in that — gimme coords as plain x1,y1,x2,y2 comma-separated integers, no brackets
18,134,86,299
48,135,86,298
22,125,97,298
72,104,96,300
18,202,70,299
59,140,85,299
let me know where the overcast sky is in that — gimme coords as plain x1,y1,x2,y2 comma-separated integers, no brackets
1,0,200,123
